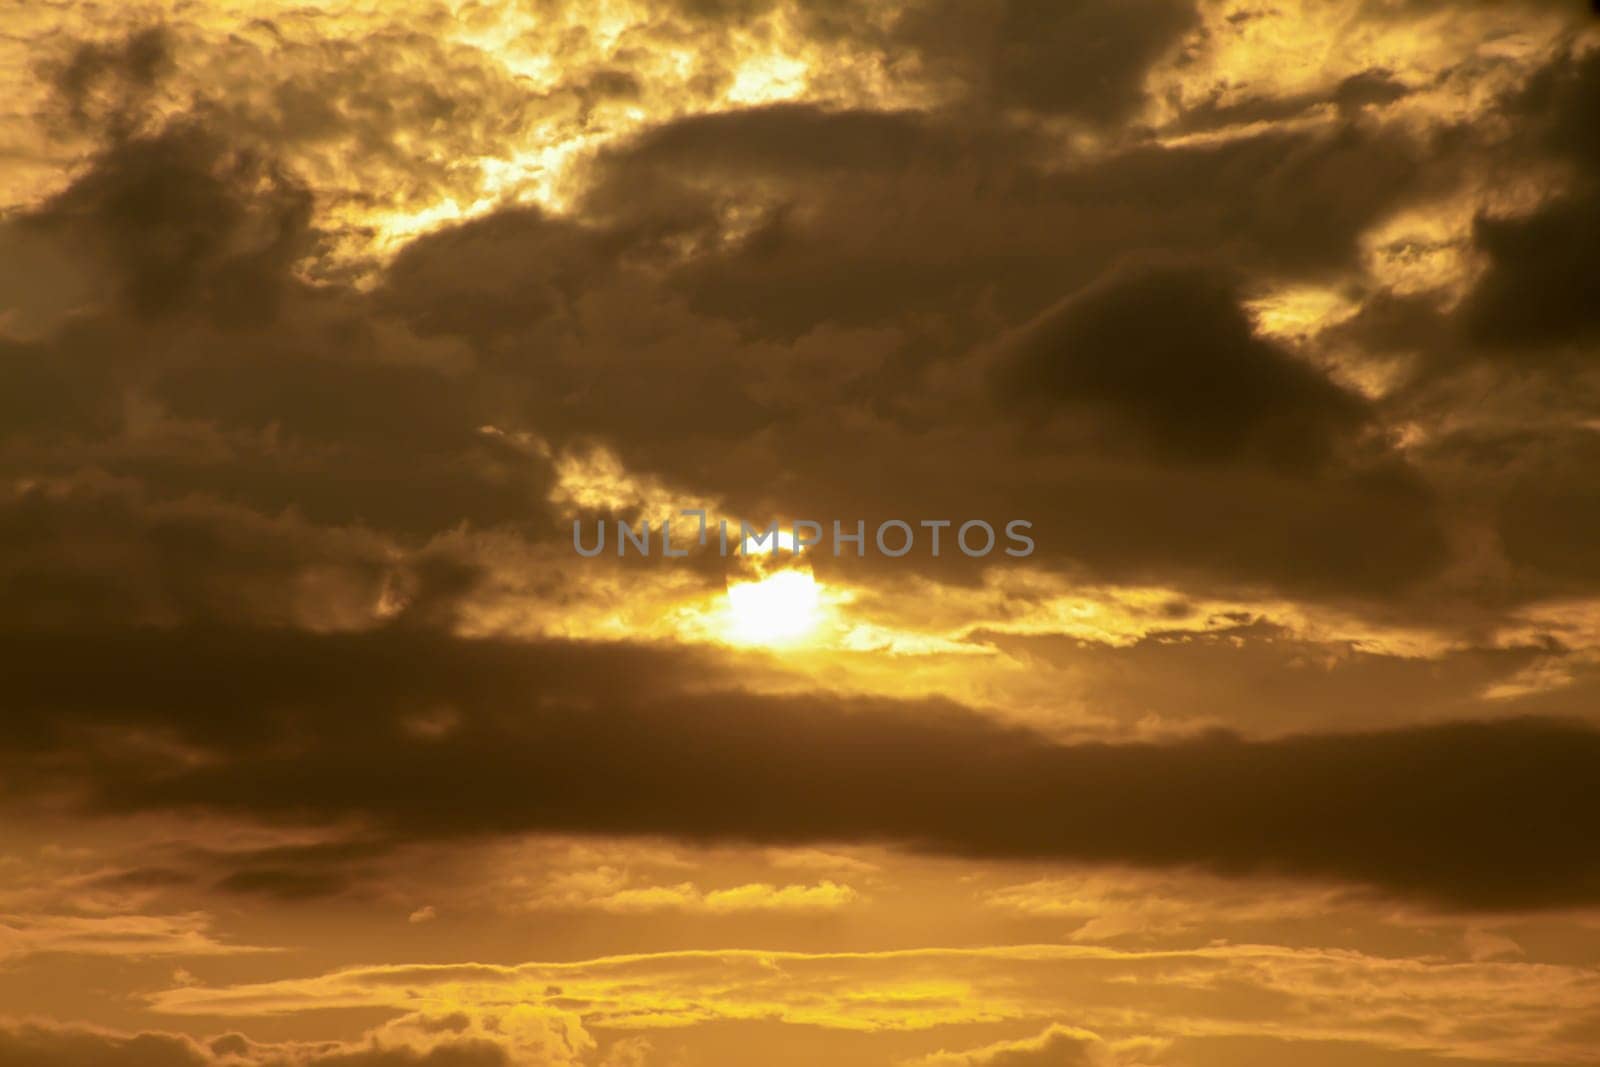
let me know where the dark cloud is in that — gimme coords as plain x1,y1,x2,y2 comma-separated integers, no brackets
1370,49,1600,597
976,620,1543,735
892,0,1199,124
1333,69,1413,115
1449,50,1600,352
0,108,559,545
0,327,121,442
203,839,395,901
212,867,353,901
588,103,1011,181
41,24,173,133
378,207,621,341
87,866,195,891
435,104,1452,599
990,260,1370,472
2,624,1597,909
1493,428,1600,585
0,478,395,629
1460,192,1600,351
571,105,1434,342
989,0,1197,121
1169,68,1412,136
21,123,313,327
1517,46,1600,170
6,10,1600,1066
0,20,1462,638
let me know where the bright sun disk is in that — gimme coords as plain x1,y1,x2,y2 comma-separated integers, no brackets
724,570,823,647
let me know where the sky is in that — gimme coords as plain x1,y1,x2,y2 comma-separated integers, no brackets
2,0,1600,1064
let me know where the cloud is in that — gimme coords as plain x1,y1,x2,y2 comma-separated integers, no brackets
1,7,1600,1066
4,624,1600,908
0,912,264,964
18,122,312,327
542,878,859,914
0,1015,587,1067
0,477,398,630
1461,194,1600,351
990,260,1370,472
139,943,1600,1063
890,0,1198,124
0,18,1475,614
0,1021,212,1067
981,868,1352,942
908,1024,1113,1067
1458,51,1600,352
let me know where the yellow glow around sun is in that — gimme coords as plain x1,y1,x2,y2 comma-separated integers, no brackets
724,570,824,647
727,54,809,105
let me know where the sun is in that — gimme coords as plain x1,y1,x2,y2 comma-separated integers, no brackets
724,569,824,647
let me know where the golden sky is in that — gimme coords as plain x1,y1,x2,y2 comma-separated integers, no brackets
3,1,1600,1065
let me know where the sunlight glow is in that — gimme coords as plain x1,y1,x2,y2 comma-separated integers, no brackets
724,570,824,647
727,54,809,104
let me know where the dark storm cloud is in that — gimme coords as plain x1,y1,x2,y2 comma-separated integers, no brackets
1461,194,1600,351
1327,46,1600,371
987,0,1197,121
572,104,1437,340
1355,48,1600,596
1460,200,1598,362
749,432,1445,597
0,321,551,567
3,624,1597,910
383,196,1447,597
205,837,396,901
1007,462,1444,596
393,81,1455,591
378,206,624,341
0,478,395,628
0,328,120,442
1456,50,1600,352
21,123,313,327
974,620,1545,736
1489,427,1600,586
212,867,353,901
587,102,1014,180
990,260,1370,472
0,99,558,548
491,99,1449,598
891,0,1199,124
145,340,555,538
68,837,396,904
1331,69,1414,115
1516,45,1600,170
0,16,1470,627
658,0,1199,124
1162,68,1413,137
40,24,173,133
964,262,1442,595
